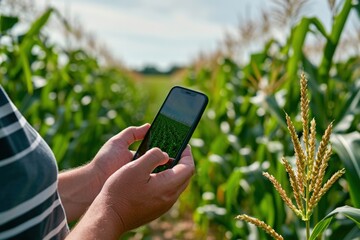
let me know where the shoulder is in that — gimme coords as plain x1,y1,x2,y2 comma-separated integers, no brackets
0,86,69,239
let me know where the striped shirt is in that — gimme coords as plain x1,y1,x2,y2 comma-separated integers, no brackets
0,86,69,239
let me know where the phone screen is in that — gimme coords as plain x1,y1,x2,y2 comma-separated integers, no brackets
133,86,208,172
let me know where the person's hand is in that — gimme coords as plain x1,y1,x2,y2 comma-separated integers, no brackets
66,145,195,239
90,124,151,191
98,145,195,233
59,124,151,222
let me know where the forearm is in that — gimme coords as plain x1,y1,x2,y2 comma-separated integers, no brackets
66,194,124,239
58,162,103,222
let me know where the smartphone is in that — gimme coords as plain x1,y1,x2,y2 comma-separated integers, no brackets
133,86,208,172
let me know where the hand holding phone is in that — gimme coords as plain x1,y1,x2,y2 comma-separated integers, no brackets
133,86,208,172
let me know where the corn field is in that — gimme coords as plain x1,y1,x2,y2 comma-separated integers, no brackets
1,0,360,239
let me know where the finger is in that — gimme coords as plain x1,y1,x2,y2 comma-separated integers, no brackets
175,178,192,197
170,156,195,184
180,145,192,160
155,145,195,188
135,148,169,174
114,124,151,146
176,145,195,170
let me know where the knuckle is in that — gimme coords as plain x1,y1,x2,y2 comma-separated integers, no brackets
149,147,165,158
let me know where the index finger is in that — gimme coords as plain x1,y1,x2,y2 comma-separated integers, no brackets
134,147,170,175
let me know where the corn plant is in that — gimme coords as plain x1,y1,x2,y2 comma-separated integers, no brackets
236,73,360,240
1,2,360,239
185,0,360,238
0,8,147,169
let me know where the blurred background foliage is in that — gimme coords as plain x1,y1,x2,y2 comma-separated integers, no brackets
1,0,360,239
0,6,147,168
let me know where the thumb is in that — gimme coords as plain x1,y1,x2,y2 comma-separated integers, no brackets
135,148,169,174
112,123,150,147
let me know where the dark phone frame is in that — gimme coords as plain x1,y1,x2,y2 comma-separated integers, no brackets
133,86,208,171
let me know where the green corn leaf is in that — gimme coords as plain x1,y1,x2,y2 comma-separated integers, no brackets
23,8,54,41
286,17,311,84
309,17,328,38
16,8,54,93
318,0,352,83
226,169,243,210
20,51,33,94
265,95,287,129
285,17,328,111
310,206,360,240
286,17,328,84
19,7,54,53
309,217,333,240
334,86,360,132
0,15,19,33
331,132,360,208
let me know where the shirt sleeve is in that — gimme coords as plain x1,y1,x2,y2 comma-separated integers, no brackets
0,86,69,240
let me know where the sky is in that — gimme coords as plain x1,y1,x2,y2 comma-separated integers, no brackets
36,0,335,70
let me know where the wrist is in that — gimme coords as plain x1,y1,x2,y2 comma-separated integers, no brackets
58,163,104,222
67,194,125,239
87,161,107,197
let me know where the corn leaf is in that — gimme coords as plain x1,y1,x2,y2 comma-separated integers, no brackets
309,217,333,240
334,86,360,132
265,95,287,129
286,17,328,83
22,8,54,41
331,132,360,208
286,17,311,84
310,206,360,240
318,0,352,83
0,15,19,33
20,51,33,94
